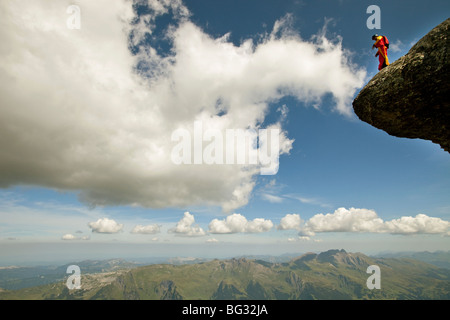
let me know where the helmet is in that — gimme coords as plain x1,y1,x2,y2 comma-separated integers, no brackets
372,34,378,39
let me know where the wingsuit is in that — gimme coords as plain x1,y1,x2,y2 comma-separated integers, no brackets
372,35,389,70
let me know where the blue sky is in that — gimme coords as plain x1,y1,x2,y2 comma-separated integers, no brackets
0,0,449,265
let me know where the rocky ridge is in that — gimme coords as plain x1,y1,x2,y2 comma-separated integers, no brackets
353,18,449,152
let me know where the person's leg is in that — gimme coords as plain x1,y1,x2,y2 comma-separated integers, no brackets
377,47,388,70
382,47,389,66
378,54,385,70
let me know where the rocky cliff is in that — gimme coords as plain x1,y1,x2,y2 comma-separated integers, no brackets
353,18,449,153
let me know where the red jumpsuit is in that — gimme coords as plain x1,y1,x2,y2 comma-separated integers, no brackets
373,36,389,70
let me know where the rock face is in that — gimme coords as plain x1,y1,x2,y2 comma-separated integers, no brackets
353,18,450,153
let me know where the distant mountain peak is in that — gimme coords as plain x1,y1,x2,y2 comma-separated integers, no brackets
293,252,317,263
292,249,371,268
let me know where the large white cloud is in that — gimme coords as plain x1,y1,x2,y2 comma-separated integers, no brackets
209,213,273,234
88,217,124,234
281,208,450,236
169,212,206,236
0,0,366,212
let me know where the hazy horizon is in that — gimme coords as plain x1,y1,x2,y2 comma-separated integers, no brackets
2,241,449,267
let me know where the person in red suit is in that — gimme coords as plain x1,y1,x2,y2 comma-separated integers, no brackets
372,34,390,70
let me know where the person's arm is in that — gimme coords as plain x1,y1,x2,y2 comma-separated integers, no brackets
372,37,381,49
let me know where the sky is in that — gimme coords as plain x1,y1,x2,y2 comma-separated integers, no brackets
0,0,449,265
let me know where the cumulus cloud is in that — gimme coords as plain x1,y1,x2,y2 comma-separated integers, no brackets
278,213,302,230
0,0,366,212
304,207,384,235
88,218,124,234
209,213,273,234
131,224,161,234
169,212,206,236
294,208,450,236
383,214,450,235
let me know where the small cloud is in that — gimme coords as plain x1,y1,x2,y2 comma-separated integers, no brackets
131,224,161,234
259,179,287,204
298,236,321,242
206,238,219,243
277,104,289,122
151,237,159,241
61,234,90,240
88,218,123,234
298,229,316,237
295,196,315,204
261,193,284,203
389,39,404,53
62,234,77,240
284,194,331,208
286,236,321,242
169,212,206,237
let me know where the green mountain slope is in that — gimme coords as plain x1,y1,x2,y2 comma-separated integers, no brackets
376,251,450,269
1,249,449,300
0,259,139,291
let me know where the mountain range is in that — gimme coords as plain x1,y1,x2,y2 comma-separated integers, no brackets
1,249,449,300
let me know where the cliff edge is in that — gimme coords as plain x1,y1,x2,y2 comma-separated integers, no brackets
353,18,449,153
